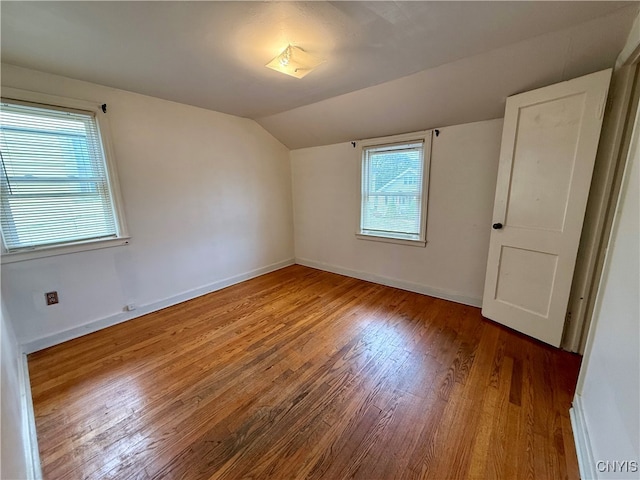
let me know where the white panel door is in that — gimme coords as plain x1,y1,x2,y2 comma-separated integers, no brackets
482,69,611,347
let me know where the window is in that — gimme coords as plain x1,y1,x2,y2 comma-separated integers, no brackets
0,89,128,263
357,131,431,246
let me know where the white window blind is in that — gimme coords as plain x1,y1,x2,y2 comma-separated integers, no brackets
0,101,118,252
360,141,425,241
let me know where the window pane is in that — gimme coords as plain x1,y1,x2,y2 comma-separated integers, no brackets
361,144,423,237
0,101,117,250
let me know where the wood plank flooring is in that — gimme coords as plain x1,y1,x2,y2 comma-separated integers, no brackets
28,265,582,479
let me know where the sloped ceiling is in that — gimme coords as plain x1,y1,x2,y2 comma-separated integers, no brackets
1,1,638,148
258,7,638,149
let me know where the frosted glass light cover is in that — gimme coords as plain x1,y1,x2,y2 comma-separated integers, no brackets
266,45,324,79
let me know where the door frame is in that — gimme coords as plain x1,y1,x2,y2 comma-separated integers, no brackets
563,63,640,353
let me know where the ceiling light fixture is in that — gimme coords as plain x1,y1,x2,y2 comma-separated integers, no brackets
266,44,324,79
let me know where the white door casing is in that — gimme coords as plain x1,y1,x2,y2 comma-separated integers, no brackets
482,69,612,347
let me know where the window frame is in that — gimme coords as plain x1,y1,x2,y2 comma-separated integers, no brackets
356,130,432,247
0,87,129,264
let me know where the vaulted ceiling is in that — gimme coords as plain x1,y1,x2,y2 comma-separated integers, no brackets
2,1,638,148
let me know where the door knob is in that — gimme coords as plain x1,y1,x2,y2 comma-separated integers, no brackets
492,223,503,230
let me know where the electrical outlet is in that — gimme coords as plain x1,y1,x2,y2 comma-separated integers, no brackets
45,291,59,306
125,303,136,312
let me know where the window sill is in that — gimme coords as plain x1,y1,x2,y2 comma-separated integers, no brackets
355,233,426,247
1,237,131,264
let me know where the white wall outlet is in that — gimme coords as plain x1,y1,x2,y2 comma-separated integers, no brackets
125,303,136,312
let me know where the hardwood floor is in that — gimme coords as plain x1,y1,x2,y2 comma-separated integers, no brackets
29,265,582,479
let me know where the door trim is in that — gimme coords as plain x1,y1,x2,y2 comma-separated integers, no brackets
563,65,640,352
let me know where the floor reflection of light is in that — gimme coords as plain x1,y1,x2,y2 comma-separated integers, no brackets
66,368,153,477
361,313,407,351
356,310,440,395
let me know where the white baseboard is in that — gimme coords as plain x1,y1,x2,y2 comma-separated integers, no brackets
19,353,42,479
22,256,480,353
570,394,597,480
22,259,295,354
295,257,482,308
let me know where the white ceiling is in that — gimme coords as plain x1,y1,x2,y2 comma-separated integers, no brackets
1,1,638,148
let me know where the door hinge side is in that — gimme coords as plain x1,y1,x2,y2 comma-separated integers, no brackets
597,94,607,120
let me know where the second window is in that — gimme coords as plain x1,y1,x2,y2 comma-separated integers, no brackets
358,131,431,246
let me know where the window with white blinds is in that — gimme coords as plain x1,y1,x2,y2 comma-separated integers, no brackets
0,98,123,254
358,131,431,245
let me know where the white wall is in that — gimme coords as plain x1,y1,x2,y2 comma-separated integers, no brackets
1,64,294,350
1,303,34,479
291,119,503,306
573,100,639,478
